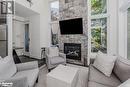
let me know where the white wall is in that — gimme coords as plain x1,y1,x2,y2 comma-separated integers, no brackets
29,15,41,59
14,0,51,59
108,0,118,55
40,0,51,47
118,0,130,58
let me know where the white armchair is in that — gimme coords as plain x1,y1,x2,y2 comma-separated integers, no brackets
0,56,39,87
46,47,66,70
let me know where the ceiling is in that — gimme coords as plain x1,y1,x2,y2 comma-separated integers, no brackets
15,2,39,18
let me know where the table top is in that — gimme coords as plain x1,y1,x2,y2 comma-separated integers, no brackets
47,65,79,83
118,79,130,87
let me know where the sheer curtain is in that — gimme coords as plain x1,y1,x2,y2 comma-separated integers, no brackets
50,22,59,45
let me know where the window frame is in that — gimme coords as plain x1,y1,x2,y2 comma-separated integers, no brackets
88,0,110,63
50,0,59,22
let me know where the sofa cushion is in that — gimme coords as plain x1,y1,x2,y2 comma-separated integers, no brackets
0,56,17,81
113,56,130,82
93,53,117,77
0,56,2,60
88,81,111,87
13,68,39,87
89,65,121,87
118,79,130,87
49,47,59,57
50,57,65,65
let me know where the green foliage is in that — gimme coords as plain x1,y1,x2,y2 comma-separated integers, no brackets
91,28,101,50
91,0,106,15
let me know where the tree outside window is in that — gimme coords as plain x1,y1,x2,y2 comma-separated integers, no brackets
50,1,59,21
91,0,107,53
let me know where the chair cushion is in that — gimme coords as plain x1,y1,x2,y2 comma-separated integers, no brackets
0,56,2,60
0,56,17,81
13,68,39,87
118,79,130,87
50,57,65,65
93,52,117,77
89,65,121,87
113,56,130,82
88,81,111,87
49,47,59,57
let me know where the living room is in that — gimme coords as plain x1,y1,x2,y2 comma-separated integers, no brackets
0,0,130,87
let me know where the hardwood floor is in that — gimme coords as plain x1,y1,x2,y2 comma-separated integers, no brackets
19,56,46,67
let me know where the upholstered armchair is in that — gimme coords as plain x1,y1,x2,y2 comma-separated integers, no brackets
46,47,66,70
0,56,39,87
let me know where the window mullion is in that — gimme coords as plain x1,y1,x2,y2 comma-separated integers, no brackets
91,14,108,19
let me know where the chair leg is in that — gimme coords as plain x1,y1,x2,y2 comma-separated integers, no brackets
36,78,38,83
64,63,67,66
48,69,51,72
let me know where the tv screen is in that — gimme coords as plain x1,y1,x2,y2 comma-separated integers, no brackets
59,18,83,34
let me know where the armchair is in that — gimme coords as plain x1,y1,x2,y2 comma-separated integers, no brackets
46,47,66,70
11,61,39,87
0,59,39,87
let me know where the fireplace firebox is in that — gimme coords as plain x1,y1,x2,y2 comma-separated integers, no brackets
64,43,81,60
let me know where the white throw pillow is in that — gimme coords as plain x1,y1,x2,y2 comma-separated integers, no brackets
49,47,59,57
0,56,2,60
93,52,117,77
118,79,130,87
0,56,17,81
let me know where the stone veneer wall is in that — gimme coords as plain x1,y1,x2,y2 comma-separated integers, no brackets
59,0,88,65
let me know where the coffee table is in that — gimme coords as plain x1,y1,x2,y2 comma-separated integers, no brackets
47,64,79,87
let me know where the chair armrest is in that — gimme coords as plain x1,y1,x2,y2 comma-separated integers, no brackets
16,61,38,71
46,54,51,66
59,53,66,59
46,54,53,58
3,77,28,87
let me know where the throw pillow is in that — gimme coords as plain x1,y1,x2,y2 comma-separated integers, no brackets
118,79,130,87
49,47,59,57
0,56,2,60
93,52,117,77
113,56,130,82
0,56,17,81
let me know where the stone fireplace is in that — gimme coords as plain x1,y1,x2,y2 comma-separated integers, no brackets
58,0,88,66
59,36,87,65
64,43,81,60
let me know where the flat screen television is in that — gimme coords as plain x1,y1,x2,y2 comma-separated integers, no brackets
59,18,83,34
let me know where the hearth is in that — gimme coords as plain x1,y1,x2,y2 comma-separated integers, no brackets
64,43,81,60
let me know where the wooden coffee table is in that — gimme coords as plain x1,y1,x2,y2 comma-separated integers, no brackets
47,64,79,87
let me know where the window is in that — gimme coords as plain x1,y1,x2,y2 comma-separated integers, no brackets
50,0,59,46
50,1,59,21
90,0,107,53
91,0,107,15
